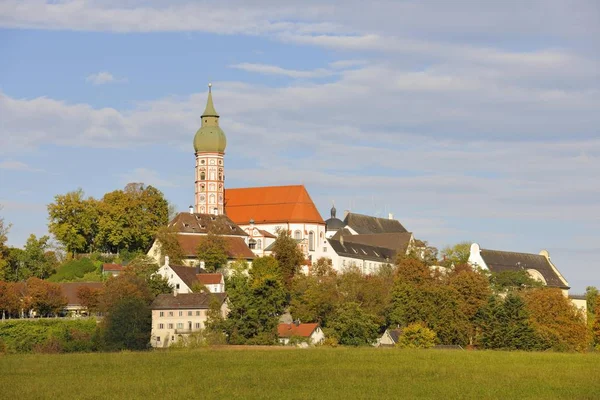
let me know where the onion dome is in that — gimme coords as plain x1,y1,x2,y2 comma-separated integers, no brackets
193,83,227,153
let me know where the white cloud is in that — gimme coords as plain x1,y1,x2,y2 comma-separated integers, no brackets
85,71,126,85
230,63,334,79
0,160,42,172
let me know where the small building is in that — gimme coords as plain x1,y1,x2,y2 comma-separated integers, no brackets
157,261,225,294
59,282,104,316
101,263,124,277
150,292,228,348
378,328,403,347
277,322,325,347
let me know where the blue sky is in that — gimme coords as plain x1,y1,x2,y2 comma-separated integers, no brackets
1,1,599,292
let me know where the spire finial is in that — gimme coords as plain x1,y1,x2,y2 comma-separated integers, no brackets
202,83,218,117
208,82,212,93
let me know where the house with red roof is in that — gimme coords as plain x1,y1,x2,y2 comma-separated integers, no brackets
277,322,325,347
157,260,225,294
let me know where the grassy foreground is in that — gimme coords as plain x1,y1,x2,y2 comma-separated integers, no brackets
1,347,599,399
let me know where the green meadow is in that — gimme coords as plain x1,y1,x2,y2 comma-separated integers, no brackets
1,347,598,399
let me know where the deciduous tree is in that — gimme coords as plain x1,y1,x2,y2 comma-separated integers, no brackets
397,323,437,349
196,232,229,272
102,296,151,351
327,302,379,346
272,229,305,288
26,278,67,317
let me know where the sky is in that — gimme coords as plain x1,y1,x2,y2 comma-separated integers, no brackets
0,0,599,292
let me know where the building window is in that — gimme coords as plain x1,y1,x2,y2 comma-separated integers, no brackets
177,323,184,329
188,311,192,316
195,323,201,329
176,284,180,289
196,311,200,316
249,239,256,250
256,239,262,250
156,336,161,342
158,323,164,329
309,231,315,251
200,172,205,180
323,247,327,252
168,324,173,329
159,312,164,317
294,230,302,240
168,312,173,317
179,311,183,316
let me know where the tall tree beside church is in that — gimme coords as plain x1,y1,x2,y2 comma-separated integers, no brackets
272,229,305,288
96,183,169,253
196,232,229,272
154,225,185,265
0,209,11,280
48,189,99,255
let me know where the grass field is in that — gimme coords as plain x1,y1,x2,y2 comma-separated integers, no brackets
1,347,599,399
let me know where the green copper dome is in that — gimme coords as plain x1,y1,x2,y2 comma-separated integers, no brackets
193,84,227,153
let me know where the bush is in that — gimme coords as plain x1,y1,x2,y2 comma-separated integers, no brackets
47,258,98,282
0,319,98,353
397,323,437,349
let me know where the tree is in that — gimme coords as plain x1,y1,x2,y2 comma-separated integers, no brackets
593,297,600,349
48,189,99,255
489,270,542,292
586,286,598,318
222,257,287,344
124,255,172,297
96,184,169,253
196,232,229,272
475,294,541,350
26,278,68,317
0,281,21,317
521,288,587,351
327,302,379,346
0,209,10,280
272,229,305,288
76,285,102,314
102,296,152,351
397,323,437,349
153,225,185,265
99,273,154,312
440,242,472,268
290,271,339,328
21,234,59,279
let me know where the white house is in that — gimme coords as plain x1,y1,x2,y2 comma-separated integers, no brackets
378,328,403,347
150,292,228,348
277,322,325,347
157,260,225,294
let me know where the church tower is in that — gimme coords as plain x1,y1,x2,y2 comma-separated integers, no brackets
193,84,227,215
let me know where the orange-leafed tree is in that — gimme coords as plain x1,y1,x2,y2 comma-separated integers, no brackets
77,285,103,314
26,277,67,317
521,287,587,351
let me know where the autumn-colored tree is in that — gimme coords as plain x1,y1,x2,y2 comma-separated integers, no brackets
489,270,542,292
271,229,305,288
25,277,67,317
197,232,229,273
310,257,337,277
290,271,340,327
521,288,587,352
76,285,103,313
397,323,437,349
48,189,99,255
0,281,21,317
99,273,154,312
0,210,10,280
593,297,600,349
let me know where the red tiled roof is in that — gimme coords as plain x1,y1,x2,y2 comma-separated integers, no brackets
59,282,104,306
225,185,324,225
258,229,277,239
196,273,223,285
177,234,255,259
102,263,124,272
277,323,320,338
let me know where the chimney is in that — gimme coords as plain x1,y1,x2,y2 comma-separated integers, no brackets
340,236,344,246
388,212,394,220
164,255,170,267
173,289,178,297
189,205,194,214
213,207,218,216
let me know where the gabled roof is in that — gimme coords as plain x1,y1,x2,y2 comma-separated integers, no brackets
102,263,124,272
151,293,227,310
386,328,403,343
343,212,407,234
277,323,320,338
169,213,247,236
59,282,104,306
197,273,223,285
328,238,396,263
479,249,569,289
340,232,413,253
258,229,277,239
177,235,255,259
169,265,204,289
225,185,324,225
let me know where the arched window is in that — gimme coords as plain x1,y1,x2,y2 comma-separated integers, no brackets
256,239,262,250
249,239,256,250
209,194,215,204
200,172,205,181
309,231,315,251
294,230,302,240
